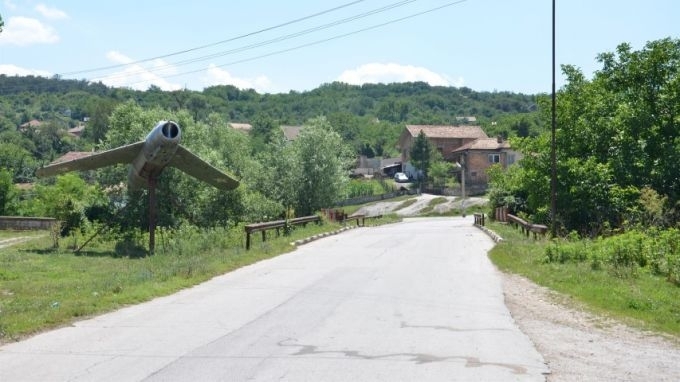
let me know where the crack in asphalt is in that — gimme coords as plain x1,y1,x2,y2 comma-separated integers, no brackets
278,339,528,375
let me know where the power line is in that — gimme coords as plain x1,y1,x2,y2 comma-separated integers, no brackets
59,0,366,77
120,0,467,88
88,0,417,84
1,0,467,94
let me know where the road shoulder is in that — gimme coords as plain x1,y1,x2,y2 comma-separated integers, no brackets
501,271,680,381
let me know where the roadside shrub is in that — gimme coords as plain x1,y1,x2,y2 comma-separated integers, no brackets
544,239,589,264
345,179,383,198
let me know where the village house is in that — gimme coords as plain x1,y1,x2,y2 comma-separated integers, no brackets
398,125,489,163
280,125,304,141
228,122,252,133
397,124,518,193
450,137,521,192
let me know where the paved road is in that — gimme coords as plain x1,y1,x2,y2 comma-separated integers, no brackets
0,217,548,381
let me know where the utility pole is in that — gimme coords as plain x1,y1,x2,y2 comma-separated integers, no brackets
550,0,558,237
461,152,466,217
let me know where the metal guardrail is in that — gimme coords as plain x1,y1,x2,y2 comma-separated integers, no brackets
473,213,485,226
244,215,321,250
507,214,548,239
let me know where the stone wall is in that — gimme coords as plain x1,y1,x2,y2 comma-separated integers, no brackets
0,216,57,230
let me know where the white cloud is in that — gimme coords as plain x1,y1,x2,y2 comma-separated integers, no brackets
106,50,133,65
95,51,182,91
203,64,274,93
0,64,52,77
35,4,68,20
336,62,463,87
0,16,59,46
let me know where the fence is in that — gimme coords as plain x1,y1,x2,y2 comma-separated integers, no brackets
244,215,321,250
507,214,548,239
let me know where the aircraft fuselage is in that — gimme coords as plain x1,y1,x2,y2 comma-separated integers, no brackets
128,121,181,189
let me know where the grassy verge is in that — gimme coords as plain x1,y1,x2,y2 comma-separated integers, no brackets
487,222,680,337
0,220,356,343
0,230,48,240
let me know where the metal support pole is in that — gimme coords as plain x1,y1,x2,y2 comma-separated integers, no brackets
148,177,157,255
461,152,466,217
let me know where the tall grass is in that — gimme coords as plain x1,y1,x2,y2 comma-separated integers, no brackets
0,221,345,342
488,223,680,337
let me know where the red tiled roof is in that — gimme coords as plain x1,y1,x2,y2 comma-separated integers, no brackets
19,120,42,128
405,125,488,139
67,125,85,137
281,125,303,141
228,123,252,131
451,138,511,152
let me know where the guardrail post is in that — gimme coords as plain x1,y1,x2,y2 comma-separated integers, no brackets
246,231,251,250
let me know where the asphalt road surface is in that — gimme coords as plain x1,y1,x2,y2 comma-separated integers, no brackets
0,217,548,381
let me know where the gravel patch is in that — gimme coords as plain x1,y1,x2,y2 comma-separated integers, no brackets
501,272,680,381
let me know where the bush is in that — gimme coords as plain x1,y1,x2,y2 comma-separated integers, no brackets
546,229,680,284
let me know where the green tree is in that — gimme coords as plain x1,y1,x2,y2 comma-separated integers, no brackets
429,158,456,191
84,98,117,144
489,38,680,234
25,173,106,238
293,116,354,215
249,115,279,153
409,131,431,180
0,168,18,215
0,142,37,182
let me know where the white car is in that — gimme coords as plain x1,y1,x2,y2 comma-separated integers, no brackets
394,172,409,183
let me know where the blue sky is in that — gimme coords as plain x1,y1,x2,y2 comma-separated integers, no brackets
1,0,678,94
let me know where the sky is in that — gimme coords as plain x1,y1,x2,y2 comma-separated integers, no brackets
1,0,678,95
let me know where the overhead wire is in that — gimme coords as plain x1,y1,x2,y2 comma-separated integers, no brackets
120,0,467,88
1,0,467,93
88,0,418,84
59,0,366,77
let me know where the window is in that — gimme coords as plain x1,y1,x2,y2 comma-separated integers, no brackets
488,154,501,163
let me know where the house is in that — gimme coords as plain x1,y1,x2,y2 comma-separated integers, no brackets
398,125,488,163
450,136,520,188
397,124,518,193
281,125,303,141
19,119,43,131
67,124,85,138
228,122,252,133
352,156,402,178
455,116,477,124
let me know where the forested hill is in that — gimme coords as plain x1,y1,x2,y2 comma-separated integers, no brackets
0,75,543,183
0,75,539,127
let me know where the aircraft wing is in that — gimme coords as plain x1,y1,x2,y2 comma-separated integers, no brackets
36,141,145,178
170,145,240,190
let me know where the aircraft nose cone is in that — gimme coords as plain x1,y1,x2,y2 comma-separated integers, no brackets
161,121,180,139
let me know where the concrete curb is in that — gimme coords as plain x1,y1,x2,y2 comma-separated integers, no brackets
290,225,359,247
474,224,504,243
